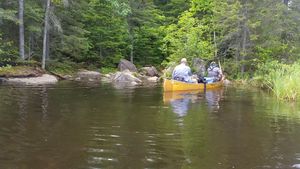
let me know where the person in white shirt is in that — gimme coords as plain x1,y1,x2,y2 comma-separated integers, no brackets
172,58,194,83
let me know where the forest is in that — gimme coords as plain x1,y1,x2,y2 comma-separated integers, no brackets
1,0,300,99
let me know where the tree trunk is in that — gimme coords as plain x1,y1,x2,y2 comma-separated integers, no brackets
127,14,134,64
213,31,217,58
28,32,32,60
240,5,249,75
283,0,289,5
241,26,247,74
129,30,134,63
130,42,133,64
19,0,25,60
235,17,241,74
42,0,51,69
46,31,50,60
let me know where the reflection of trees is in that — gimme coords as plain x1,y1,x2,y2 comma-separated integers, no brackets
180,88,269,169
2,85,300,168
176,88,300,169
0,85,90,169
252,92,300,168
113,88,186,168
162,89,228,168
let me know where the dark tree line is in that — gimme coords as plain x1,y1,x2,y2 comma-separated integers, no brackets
1,0,300,77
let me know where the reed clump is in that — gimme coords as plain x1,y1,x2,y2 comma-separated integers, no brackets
255,61,300,101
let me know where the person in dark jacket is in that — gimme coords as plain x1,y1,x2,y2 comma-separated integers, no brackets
207,62,223,82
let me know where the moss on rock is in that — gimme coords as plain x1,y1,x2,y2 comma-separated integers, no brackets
0,66,44,78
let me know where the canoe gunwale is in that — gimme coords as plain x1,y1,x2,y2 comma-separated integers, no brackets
163,79,223,92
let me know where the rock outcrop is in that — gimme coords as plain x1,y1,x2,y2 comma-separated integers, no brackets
75,70,101,81
101,73,113,83
146,76,159,83
162,62,176,78
293,164,300,169
192,58,206,77
118,59,138,72
224,79,231,86
4,74,58,85
140,66,159,77
111,69,142,86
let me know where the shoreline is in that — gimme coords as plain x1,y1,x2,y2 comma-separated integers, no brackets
0,65,161,86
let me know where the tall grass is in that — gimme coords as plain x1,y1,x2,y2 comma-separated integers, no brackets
270,64,300,100
255,61,300,100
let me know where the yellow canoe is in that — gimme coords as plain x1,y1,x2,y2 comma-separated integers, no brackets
163,79,223,92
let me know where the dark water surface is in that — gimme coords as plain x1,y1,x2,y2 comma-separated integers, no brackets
1,82,300,169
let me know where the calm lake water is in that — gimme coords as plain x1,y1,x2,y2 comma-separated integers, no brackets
1,82,300,169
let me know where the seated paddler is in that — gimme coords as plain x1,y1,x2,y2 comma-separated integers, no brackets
207,61,223,82
172,58,197,83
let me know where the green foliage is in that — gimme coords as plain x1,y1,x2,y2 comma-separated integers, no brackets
127,1,166,66
0,5,18,62
251,0,300,62
0,33,18,62
154,0,190,24
254,61,300,100
100,67,117,74
47,60,79,75
1,0,300,81
83,0,129,66
163,0,215,64
0,8,17,22
51,0,90,62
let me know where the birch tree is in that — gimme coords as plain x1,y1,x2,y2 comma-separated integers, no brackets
19,0,25,60
42,0,65,69
42,0,50,69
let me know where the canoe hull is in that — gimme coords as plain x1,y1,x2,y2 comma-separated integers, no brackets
163,79,223,92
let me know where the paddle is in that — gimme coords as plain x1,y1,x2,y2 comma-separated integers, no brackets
218,61,223,75
218,61,224,81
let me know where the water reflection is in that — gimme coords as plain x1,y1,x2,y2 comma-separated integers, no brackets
170,97,190,117
164,89,224,116
2,85,300,169
164,91,199,117
205,89,224,113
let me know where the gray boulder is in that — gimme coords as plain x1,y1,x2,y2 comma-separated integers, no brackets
118,59,137,72
101,73,113,83
140,66,159,77
162,62,177,78
5,74,58,85
0,78,4,84
76,70,101,81
147,76,159,83
224,79,231,86
293,164,300,168
136,74,159,83
192,58,206,77
111,70,142,86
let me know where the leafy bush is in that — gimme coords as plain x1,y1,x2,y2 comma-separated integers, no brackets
100,67,117,74
47,60,79,75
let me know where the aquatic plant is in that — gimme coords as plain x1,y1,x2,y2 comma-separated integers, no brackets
255,61,300,100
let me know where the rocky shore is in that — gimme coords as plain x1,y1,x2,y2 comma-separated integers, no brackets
3,74,58,85
0,58,232,87
0,59,161,86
